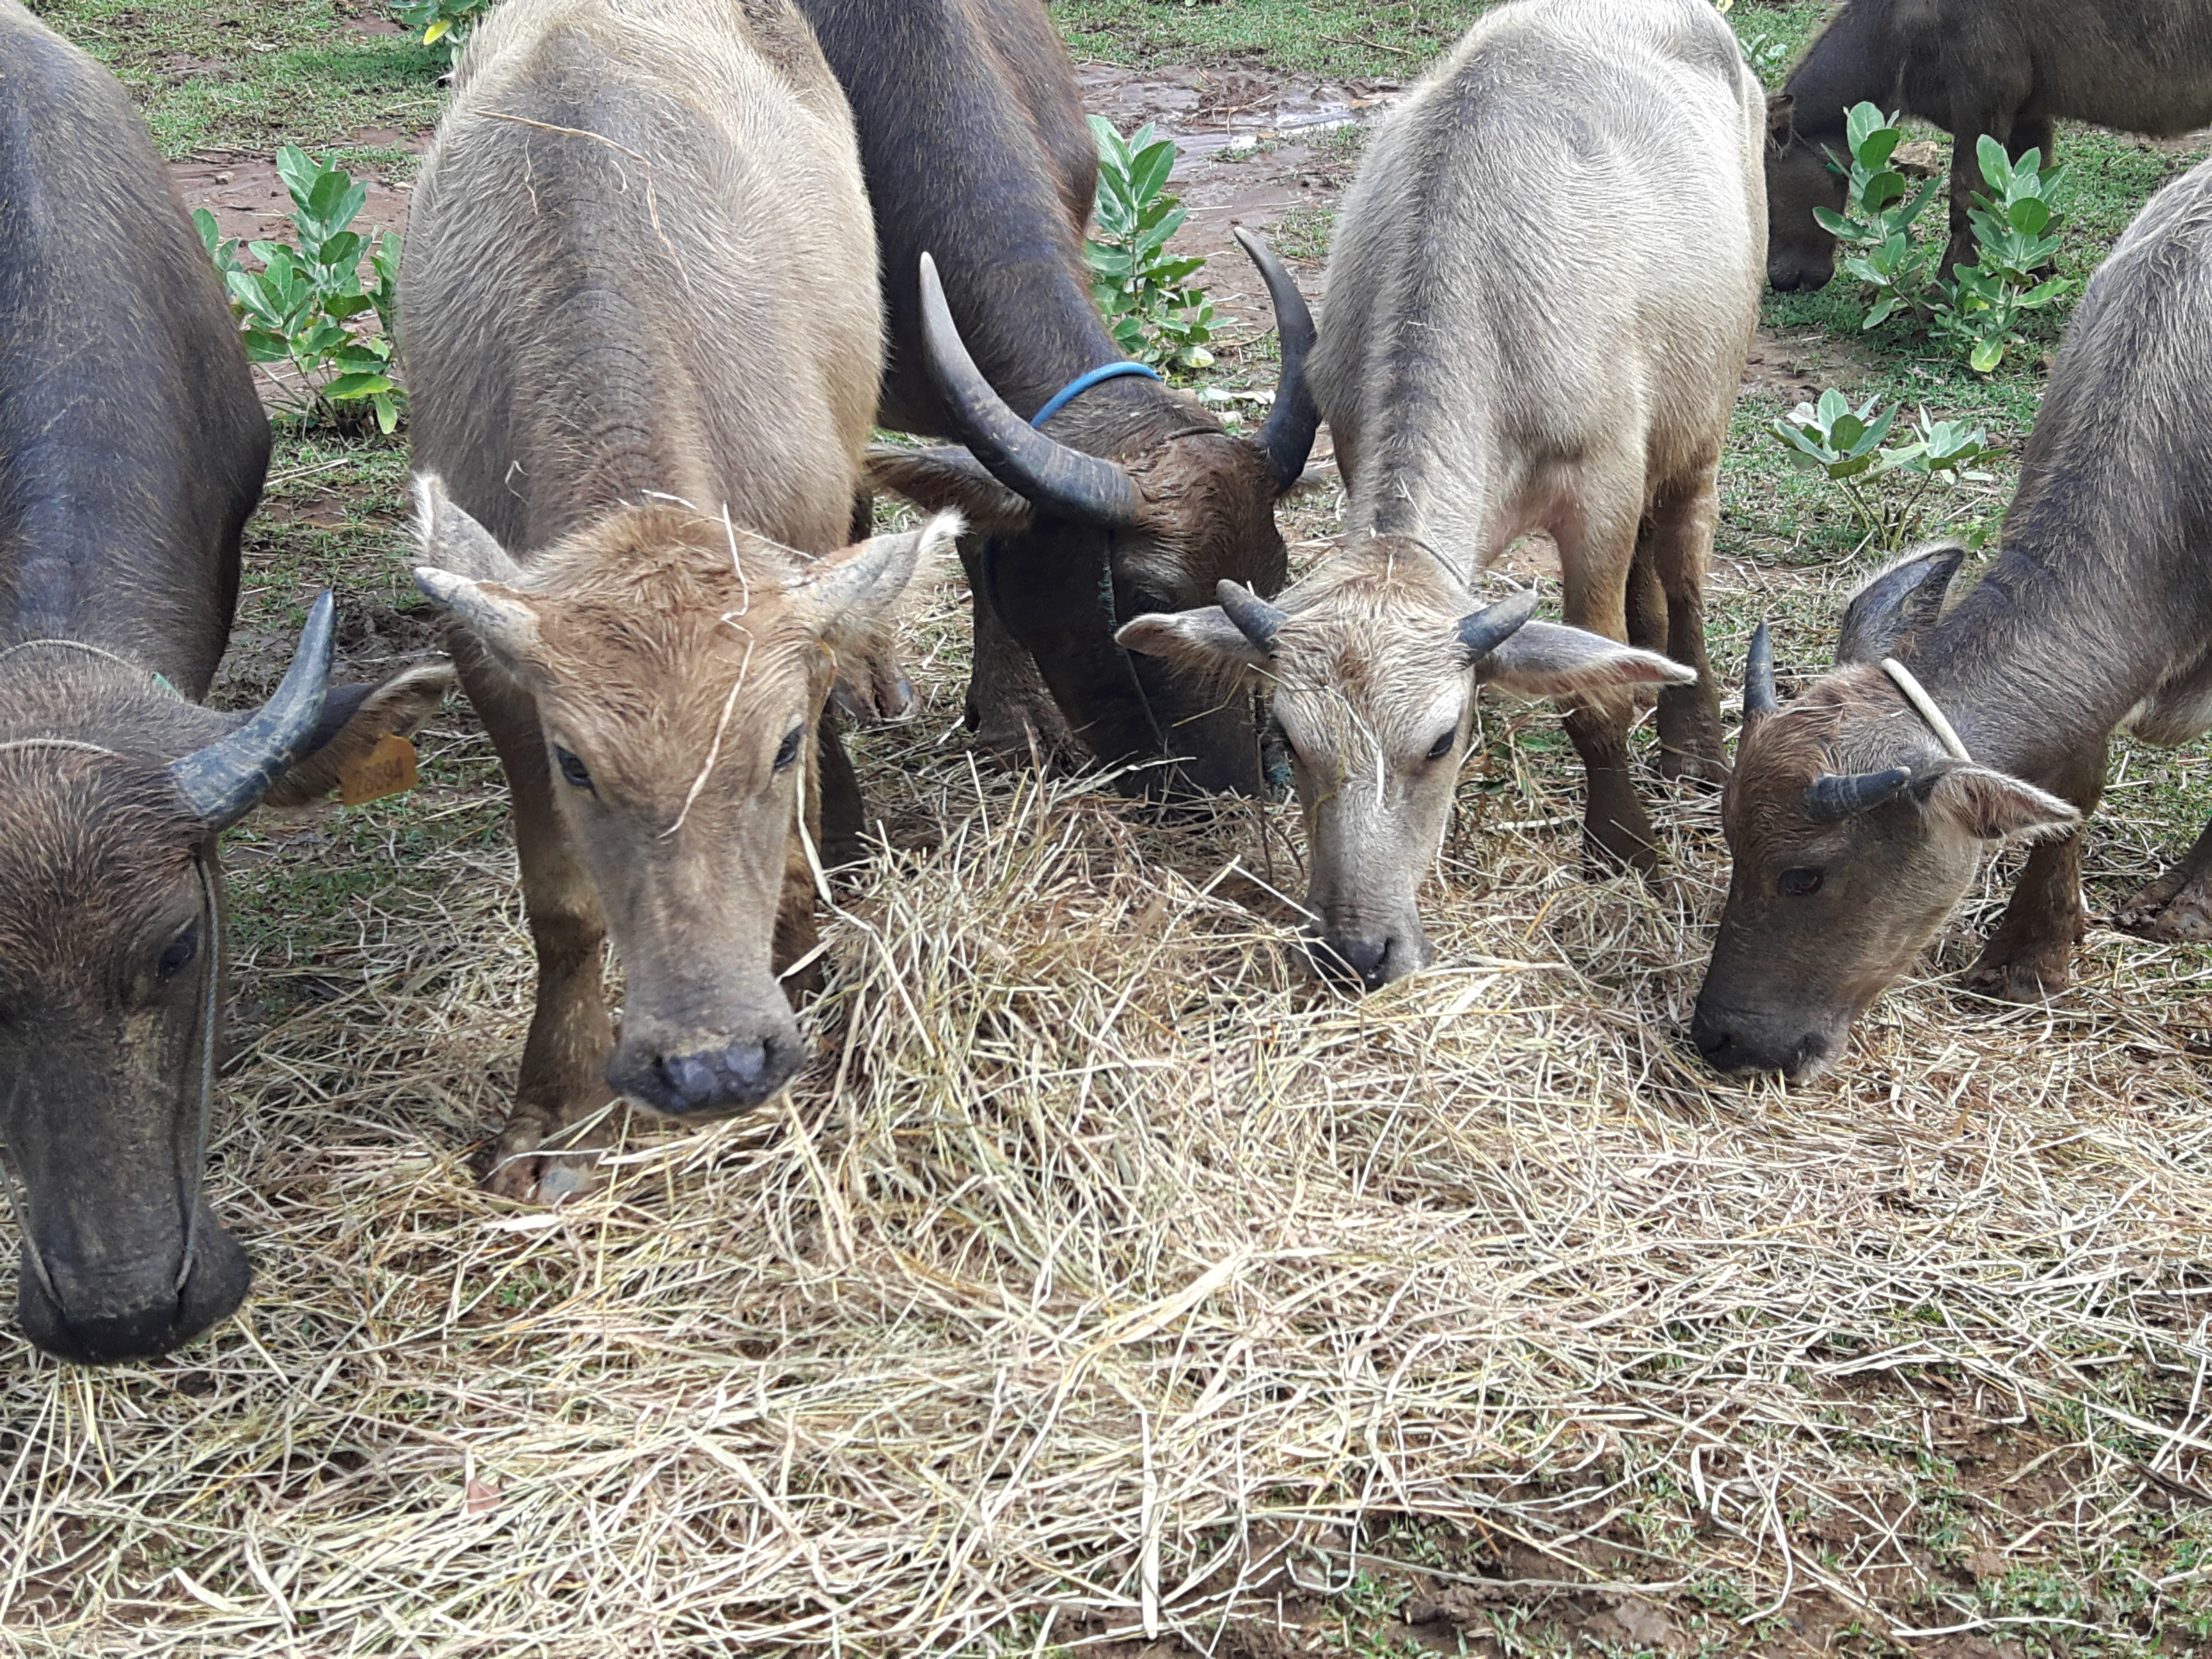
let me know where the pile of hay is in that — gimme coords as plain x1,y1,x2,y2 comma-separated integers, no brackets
3,568,2211,1657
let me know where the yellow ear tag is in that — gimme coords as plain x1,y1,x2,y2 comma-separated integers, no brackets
339,734,421,806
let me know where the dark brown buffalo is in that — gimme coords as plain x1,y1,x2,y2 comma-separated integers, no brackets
1765,0,2212,290
792,0,1321,797
0,0,447,1362
1695,155,2212,1078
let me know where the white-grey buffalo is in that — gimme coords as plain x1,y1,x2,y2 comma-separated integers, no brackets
797,0,1322,798
0,0,448,1362
1695,156,2212,1079
1765,0,2212,290
1119,0,1765,989
402,0,954,1203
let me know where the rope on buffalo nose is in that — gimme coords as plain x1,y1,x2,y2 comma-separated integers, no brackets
176,849,222,1295
0,1077,61,1310
1879,657,1973,762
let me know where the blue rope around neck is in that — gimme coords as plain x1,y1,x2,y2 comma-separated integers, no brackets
1032,361,1160,428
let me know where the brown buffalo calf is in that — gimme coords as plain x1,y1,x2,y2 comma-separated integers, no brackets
401,0,933,1201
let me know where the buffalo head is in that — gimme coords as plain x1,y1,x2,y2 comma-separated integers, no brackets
1764,94,1849,292
867,230,1320,798
0,599,451,1362
1692,545,2079,1078
1119,538,1692,989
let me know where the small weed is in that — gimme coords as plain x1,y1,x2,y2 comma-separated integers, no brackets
1771,388,1997,551
1933,136,2074,373
389,0,494,48
1815,103,1944,329
197,146,403,432
1085,117,1217,370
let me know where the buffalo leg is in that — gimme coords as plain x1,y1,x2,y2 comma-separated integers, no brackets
457,649,617,1204
1941,84,2028,274
1558,495,1659,875
1642,465,1727,786
2117,816,2212,941
815,707,866,869
957,533,1084,768
1964,741,2103,999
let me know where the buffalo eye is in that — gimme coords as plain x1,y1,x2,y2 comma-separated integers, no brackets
773,727,805,772
157,922,199,982
1425,729,1457,763
554,746,593,791
1778,867,1824,898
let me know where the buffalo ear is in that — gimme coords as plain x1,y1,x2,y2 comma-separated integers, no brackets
1835,541,1967,664
1479,621,1697,699
1765,92,1796,150
793,511,963,648
413,568,542,666
1116,606,1271,681
864,444,1032,534
1923,763,2080,842
411,475,526,586
261,661,457,809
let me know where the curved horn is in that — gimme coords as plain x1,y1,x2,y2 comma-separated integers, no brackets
1234,227,1321,490
1456,586,1538,661
1804,765,1913,823
1216,579,1287,652
916,253,1143,529
169,591,337,831
1744,622,1777,719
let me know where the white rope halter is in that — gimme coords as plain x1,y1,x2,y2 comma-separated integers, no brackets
1879,657,1972,763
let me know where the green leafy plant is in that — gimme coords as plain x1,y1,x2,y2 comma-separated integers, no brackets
1772,389,1998,550
1931,134,2073,373
390,0,494,47
196,147,403,433
1815,103,1943,330
1084,117,1216,371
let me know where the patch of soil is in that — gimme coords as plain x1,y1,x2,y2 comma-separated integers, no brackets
168,126,431,251
1076,62,1401,334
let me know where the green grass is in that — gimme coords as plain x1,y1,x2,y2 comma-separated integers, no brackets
1050,0,1485,79
23,0,445,156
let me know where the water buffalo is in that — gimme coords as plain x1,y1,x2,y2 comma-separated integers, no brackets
1119,0,1762,988
1766,0,2212,290
792,0,1321,798
0,1,449,1362
1693,156,2212,1078
403,0,952,1202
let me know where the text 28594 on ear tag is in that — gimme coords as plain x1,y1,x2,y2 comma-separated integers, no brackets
339,734,420,806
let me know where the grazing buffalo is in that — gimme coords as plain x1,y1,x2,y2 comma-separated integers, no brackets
0,1,448,1362
1765,0,2212,290
1693,156,2212,1078
1120,0,1761,988
403,0,952,1202
793,0,1321,798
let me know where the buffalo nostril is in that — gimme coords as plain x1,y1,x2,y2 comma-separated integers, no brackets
661,1053,719,1108
1338,938,1388,985
651,1039,781,1114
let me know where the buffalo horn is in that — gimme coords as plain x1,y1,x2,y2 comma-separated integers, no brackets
1744,622,1777,719
1803,765,1913,823
1456,585,1538,661
169,591,336,831
916,253,1143,528
1216,579,1288,651
1233,227,1322,490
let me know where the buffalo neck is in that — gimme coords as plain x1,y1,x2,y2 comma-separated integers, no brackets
1782,0,1894,147
1903,485,2204,787
791,0,1132,433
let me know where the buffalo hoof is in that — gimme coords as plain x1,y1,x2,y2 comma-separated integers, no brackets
1961,938,2073,1002
2116,866,2212,943
966,684,1087,771
482,1112,610,1206
1581,808,1661,880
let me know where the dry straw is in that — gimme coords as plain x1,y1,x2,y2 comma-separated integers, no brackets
2,573,2211,1657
